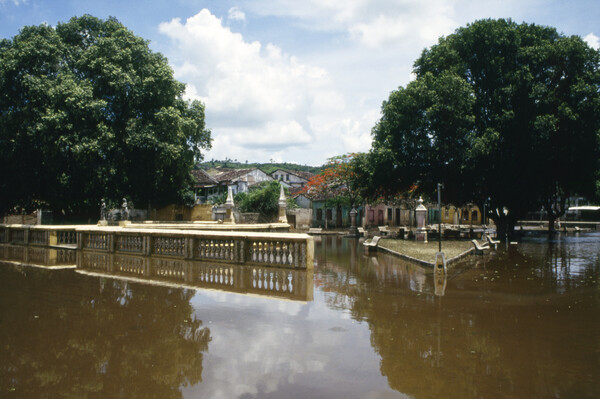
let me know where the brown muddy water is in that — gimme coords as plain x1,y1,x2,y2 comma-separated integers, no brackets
1,232,598,398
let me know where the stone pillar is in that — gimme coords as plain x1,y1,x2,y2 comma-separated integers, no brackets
415,197,428,242
225,186,235,224
348,208,359,237
278,185,288,224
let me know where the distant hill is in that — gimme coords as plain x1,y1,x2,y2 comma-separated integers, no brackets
197,160,322,175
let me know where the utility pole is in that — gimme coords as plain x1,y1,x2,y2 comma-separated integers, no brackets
438,183,443,252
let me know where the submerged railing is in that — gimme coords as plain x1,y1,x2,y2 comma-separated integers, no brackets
77,251,313,301
0,225,314,270
0,244,76,267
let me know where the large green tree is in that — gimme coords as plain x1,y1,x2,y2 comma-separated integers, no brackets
0,15,211,215
370,19,600,235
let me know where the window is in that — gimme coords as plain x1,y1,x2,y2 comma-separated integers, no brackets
286,174,290,181
317,208,323,221
326,209,333,220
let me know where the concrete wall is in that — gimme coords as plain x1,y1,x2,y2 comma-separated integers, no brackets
1,213,37,225
288,208,312,229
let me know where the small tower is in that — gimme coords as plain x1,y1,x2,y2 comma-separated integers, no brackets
278,185,288,224
415,197,428,242
225,186,235,224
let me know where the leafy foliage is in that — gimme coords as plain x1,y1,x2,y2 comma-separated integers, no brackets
236,180,294,221
369,19,600,232
0,15,212,215
301,154,365,208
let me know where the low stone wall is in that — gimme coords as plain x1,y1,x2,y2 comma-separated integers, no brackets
0,224,81,247
0,224,314,270
240,213,260,224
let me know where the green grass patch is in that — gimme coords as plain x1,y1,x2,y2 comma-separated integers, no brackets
378,238,473,262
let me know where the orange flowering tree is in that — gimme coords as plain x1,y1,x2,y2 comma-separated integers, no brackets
301,153,365,209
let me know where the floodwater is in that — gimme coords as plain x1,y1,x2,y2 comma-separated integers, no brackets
1,232,598,399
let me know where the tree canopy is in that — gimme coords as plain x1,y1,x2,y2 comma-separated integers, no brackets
301,154,366,209
369,19,600,232
0,15,211,215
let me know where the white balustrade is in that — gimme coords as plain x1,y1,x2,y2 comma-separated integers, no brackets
1,224,314,270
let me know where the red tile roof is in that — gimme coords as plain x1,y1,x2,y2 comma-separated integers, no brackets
191,169,219,186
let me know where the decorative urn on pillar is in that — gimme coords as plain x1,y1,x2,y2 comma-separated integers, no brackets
415,197,428,242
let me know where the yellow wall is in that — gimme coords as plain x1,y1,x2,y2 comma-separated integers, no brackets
151,204,213,221
441,204,482,225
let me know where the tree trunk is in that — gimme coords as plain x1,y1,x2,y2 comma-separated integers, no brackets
547,212,556,235
494,215,516,242
543,189,567,236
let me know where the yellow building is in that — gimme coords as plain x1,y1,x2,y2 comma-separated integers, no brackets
441,204,482,225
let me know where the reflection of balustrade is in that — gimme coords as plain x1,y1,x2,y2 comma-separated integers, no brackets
76,251,313,302
79,252,112,273
0,244,76,267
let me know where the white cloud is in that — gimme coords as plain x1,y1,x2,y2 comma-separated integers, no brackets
159,9,372,165
0,0,27,5
159,2,569,165
583,33,599,49
248,0,458,47
228,6,246,22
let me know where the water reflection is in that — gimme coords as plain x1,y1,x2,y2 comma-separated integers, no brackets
0,244,76,267
314,234,600,399
1,233,598,398
314,235,432,294
0,263,211,398
76,251,313,302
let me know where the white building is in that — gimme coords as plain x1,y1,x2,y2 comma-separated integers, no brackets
270,169,313,188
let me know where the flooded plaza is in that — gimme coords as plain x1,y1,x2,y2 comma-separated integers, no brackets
1,232,599,398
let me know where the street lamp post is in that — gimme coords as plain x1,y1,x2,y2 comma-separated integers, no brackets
435,183,446,276
437,183,443,252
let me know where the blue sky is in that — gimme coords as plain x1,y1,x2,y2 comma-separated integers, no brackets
1,0,599,166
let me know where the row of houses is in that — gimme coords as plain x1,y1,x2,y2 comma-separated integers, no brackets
192,167,313,203
307,202,484,229
191,168,485,229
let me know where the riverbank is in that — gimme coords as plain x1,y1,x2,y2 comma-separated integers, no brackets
377,238,474,267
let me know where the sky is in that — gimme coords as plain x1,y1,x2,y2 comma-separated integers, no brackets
1,0,599,166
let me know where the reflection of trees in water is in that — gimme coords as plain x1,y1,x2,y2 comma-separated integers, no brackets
522,234,600,291
0,265,211,398
315,236,600,399
315,236,432,316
